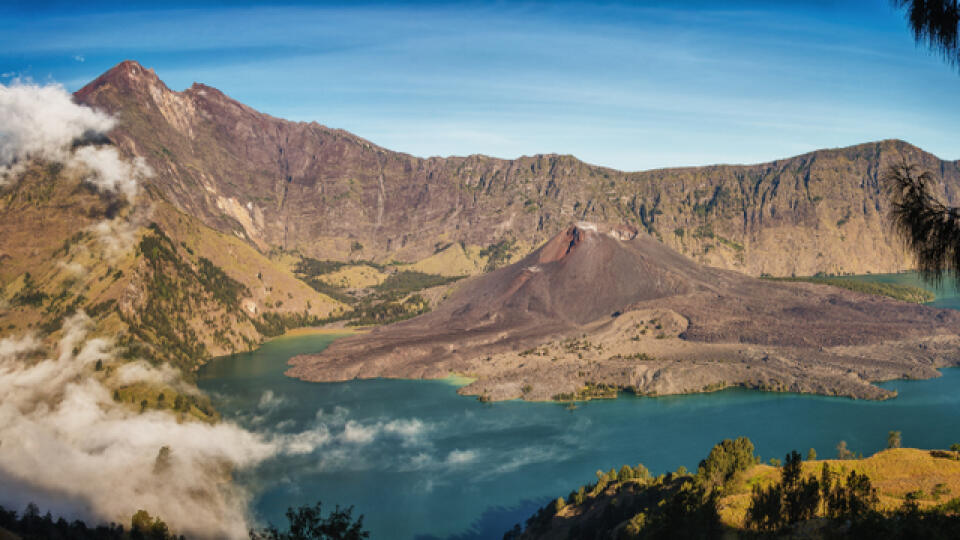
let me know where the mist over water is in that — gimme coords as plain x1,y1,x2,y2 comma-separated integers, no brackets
199,277,960,540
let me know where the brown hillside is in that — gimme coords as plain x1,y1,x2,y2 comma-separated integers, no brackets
75,60,960,276
287,223,960,401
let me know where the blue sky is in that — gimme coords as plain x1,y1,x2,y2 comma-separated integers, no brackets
1,1,958,170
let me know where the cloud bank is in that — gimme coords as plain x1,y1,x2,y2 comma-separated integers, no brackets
0,313,289,538
0,81,149,200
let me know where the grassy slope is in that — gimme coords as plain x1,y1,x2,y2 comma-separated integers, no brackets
528,447,960,538
0,164,348,418
762,275,936,303
719,448,960,528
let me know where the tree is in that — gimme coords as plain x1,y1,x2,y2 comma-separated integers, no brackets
884,0,960,287
782,450,803,488
807,448,817,461
250,502,369,540
552,497,566,514
894,0,960,70
885,162,960,286
697,437,756,490
637,483,722,539
888,430,903,449
746,483,783,531
131,509,171,540
836,440,854,460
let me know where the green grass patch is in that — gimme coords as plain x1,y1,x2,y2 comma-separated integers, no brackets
762,275,934,303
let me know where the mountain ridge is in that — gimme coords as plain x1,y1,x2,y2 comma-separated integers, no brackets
72,60,960,277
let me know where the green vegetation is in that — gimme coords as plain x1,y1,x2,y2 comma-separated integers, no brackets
127,224,213,370
0,500,367,540
294,257,350,276
346,294,431,326
113,382,218,423
0,502,181,540
131,509,174,540
746,450,878,532
552,382,619,401
697,436,757,492
836,440,855,460
10,273,48,307
888,430,903,449
507,437,749,539
250,501,368,540
294,255,463,327
480,238,516,272
373,271,462,300
195,256,248,310
509,434,960,539
762,274,935,303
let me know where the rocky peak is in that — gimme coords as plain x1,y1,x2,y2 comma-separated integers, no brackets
70,61,960,277
74,60,169,103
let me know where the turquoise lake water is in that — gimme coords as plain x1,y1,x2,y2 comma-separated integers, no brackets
197,273,960,539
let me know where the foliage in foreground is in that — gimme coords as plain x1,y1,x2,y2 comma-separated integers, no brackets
249,502,369,540
506,437,755,540
885,160,960,288
0,500,367,540
0,503,180,540
507,437,960,539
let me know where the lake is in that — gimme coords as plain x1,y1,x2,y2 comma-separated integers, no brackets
198,273,960,539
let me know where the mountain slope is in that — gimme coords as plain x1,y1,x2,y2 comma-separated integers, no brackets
74,60,960,276
0,162,345,376
287,222,960,402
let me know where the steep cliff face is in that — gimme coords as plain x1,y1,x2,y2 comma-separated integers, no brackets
74,61,960,276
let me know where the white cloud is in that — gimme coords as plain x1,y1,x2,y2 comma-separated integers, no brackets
0,81,113,170
341,420,378,444
445,449,477,465
257,389,287,412
383,418,427,445
0,81,149,200
87,215,142,261
0,313,279,539
70,145,150,200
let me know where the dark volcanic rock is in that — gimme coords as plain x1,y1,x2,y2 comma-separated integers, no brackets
287,223,960,401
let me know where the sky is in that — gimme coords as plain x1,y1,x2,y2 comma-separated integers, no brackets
1,0,958,171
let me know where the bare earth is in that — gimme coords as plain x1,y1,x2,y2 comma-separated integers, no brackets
287,223,960,401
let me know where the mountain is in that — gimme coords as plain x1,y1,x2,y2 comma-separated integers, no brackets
0,160,344,382
5,60,960,394
287,222,960,401
74,60,960,277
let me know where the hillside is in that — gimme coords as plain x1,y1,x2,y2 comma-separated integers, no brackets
288,222,960,402
512,443,960,539
0,161,344,379
72,61,960,278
